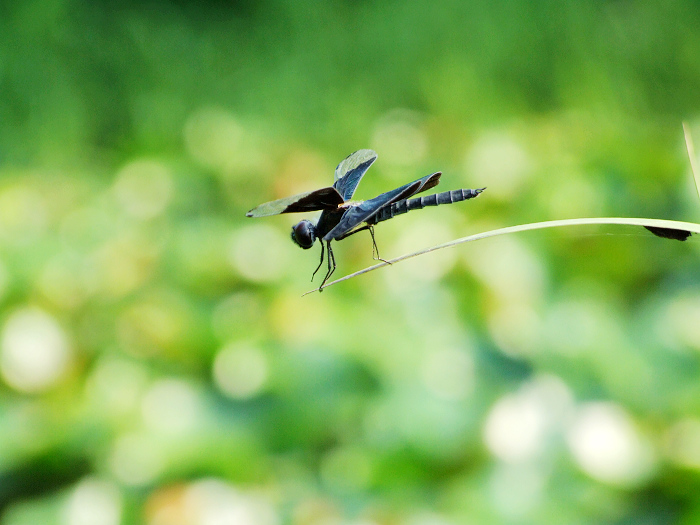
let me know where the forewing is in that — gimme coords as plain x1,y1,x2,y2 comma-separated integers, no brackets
324,172,442,240
246,187,344,217
333,149,378,200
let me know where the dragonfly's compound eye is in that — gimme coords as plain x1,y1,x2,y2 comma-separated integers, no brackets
291,220,316,249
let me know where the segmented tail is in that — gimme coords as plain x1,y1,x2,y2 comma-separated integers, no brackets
370,188,485,225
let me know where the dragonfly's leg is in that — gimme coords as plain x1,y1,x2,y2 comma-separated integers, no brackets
319,241,335,291
369,226,391,264
326,241,336,281
311,241,325,281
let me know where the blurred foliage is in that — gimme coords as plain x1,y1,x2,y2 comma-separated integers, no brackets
1,0,700,524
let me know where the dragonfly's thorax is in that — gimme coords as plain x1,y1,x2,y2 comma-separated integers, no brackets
314,207,347,239
291,220,316,249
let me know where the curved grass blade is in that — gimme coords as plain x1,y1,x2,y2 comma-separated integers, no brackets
302,217,700,296
683,122,700,202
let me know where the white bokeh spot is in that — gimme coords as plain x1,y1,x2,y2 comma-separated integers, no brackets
567,402,656,486
1,307,71,392
113,159,173,220
62,477,122,525
213,343,268,400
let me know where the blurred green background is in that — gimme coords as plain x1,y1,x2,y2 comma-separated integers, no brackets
1,0,700,524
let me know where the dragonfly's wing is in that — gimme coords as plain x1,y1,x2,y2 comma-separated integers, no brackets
324,172,441,240
333,149,378,200
246,187,344,217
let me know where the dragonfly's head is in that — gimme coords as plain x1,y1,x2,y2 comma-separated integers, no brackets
291,220,316,249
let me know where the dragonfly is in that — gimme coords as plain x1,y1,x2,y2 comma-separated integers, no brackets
246,149,485,290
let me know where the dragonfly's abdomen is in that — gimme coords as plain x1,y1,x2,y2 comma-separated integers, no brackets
371,188,484,224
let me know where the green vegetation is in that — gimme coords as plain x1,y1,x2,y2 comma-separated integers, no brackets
1,1,700,523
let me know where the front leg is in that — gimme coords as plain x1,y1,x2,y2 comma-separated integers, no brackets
311,241,325,282
318,241,336,291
